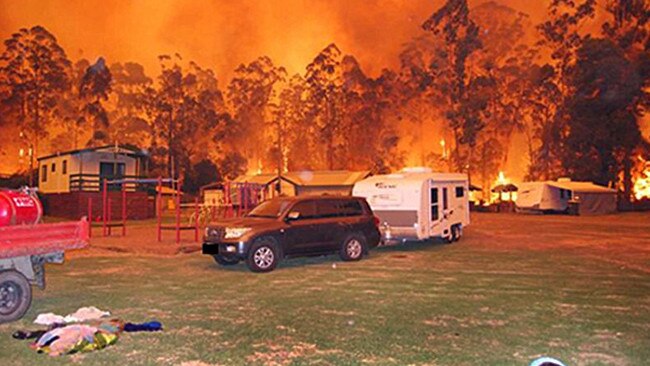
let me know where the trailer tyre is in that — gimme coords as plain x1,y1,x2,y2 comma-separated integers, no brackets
0,270,32,324
340,234,366,261
451,225,462,242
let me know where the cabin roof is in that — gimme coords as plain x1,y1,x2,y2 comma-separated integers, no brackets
37,144,147,161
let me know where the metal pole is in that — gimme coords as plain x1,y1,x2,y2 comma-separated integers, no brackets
176,178,182,244
157,177,162,242
122,183,127,236
107,197,112,236
102,180,107,237
237,184,242,217
194,197,199,242
87,197,92,238
225,183,232,218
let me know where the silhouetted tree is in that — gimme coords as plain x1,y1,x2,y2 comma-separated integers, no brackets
305,44,344,169
108,62,154,146
0,26,70,159
563,38,645,190
227,56,285,172
422,0,483,178
80,57,112,146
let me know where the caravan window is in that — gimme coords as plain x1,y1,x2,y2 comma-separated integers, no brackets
443,188,448,210
41,165,47,182
430,188,439,221
455,186,464,197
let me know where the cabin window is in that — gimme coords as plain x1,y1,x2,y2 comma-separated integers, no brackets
443,187,449,210
430,188,439,221
62,160,67,175
51,163,56,173
41,165,47,182
455,186,464,198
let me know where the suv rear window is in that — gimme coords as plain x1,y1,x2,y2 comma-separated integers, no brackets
339,200,363,217
317,200,341,218
315,199,364,218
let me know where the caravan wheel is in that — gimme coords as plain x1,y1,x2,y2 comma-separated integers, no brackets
451,225,462,242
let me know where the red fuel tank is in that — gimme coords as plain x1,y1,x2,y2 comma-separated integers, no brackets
0,189,43,226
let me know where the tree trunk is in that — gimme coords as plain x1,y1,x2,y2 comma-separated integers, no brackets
622,147,633,203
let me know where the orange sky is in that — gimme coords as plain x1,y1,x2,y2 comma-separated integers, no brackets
0,0,549,80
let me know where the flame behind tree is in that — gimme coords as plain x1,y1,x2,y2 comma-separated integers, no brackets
634,156,650,200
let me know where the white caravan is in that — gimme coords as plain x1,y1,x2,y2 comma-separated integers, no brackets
352,168,470,243
516,180,617,215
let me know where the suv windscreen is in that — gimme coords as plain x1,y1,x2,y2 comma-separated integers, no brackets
247,198,292,218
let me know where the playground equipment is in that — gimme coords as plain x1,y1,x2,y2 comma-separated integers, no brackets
83,177,269,244
156,177,201,244
0,187,88,323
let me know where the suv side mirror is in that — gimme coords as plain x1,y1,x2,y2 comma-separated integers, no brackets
285,211,300,221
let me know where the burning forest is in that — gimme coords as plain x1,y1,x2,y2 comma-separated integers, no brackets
0,0,649,203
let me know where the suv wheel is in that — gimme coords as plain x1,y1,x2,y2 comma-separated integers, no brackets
246,237,280,273
340,234,366,261
213,254,239,266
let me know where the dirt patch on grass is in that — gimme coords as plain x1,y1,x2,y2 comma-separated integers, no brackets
424,315,507,328
247,336,341,365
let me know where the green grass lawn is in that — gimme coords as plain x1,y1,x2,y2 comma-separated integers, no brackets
1,213,649,365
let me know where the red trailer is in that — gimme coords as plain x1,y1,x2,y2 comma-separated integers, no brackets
0,188,88,323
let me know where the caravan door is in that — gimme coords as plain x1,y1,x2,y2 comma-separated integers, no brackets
427,180,451,239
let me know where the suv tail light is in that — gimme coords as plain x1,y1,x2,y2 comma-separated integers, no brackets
373,215,381,227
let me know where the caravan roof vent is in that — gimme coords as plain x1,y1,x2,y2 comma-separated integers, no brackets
401,167,432,173
557,177,572,182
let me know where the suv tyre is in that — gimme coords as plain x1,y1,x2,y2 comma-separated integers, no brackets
246,237,280,273
213,254,239,266
339,234,366,261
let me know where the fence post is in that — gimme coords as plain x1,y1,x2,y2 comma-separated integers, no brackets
102,180,107,237
87,197,92,238
176,178,182,244
225,183,232,218
157,177,162,242
122,183,127,236
194,197,199,242
107,197,112,236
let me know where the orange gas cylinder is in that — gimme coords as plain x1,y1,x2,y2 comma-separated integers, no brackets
0,189,43,226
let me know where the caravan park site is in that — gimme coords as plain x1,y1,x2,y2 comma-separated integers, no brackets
0,211,648,365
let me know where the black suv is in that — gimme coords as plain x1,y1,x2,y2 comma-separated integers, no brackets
202,196,381,272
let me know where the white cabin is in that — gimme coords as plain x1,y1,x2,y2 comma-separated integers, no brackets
353,168,470,243
37,145,147,193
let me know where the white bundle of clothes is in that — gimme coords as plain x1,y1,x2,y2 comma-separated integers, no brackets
34,306,111,326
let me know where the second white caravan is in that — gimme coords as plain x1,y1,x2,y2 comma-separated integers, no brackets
352,168,470,244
